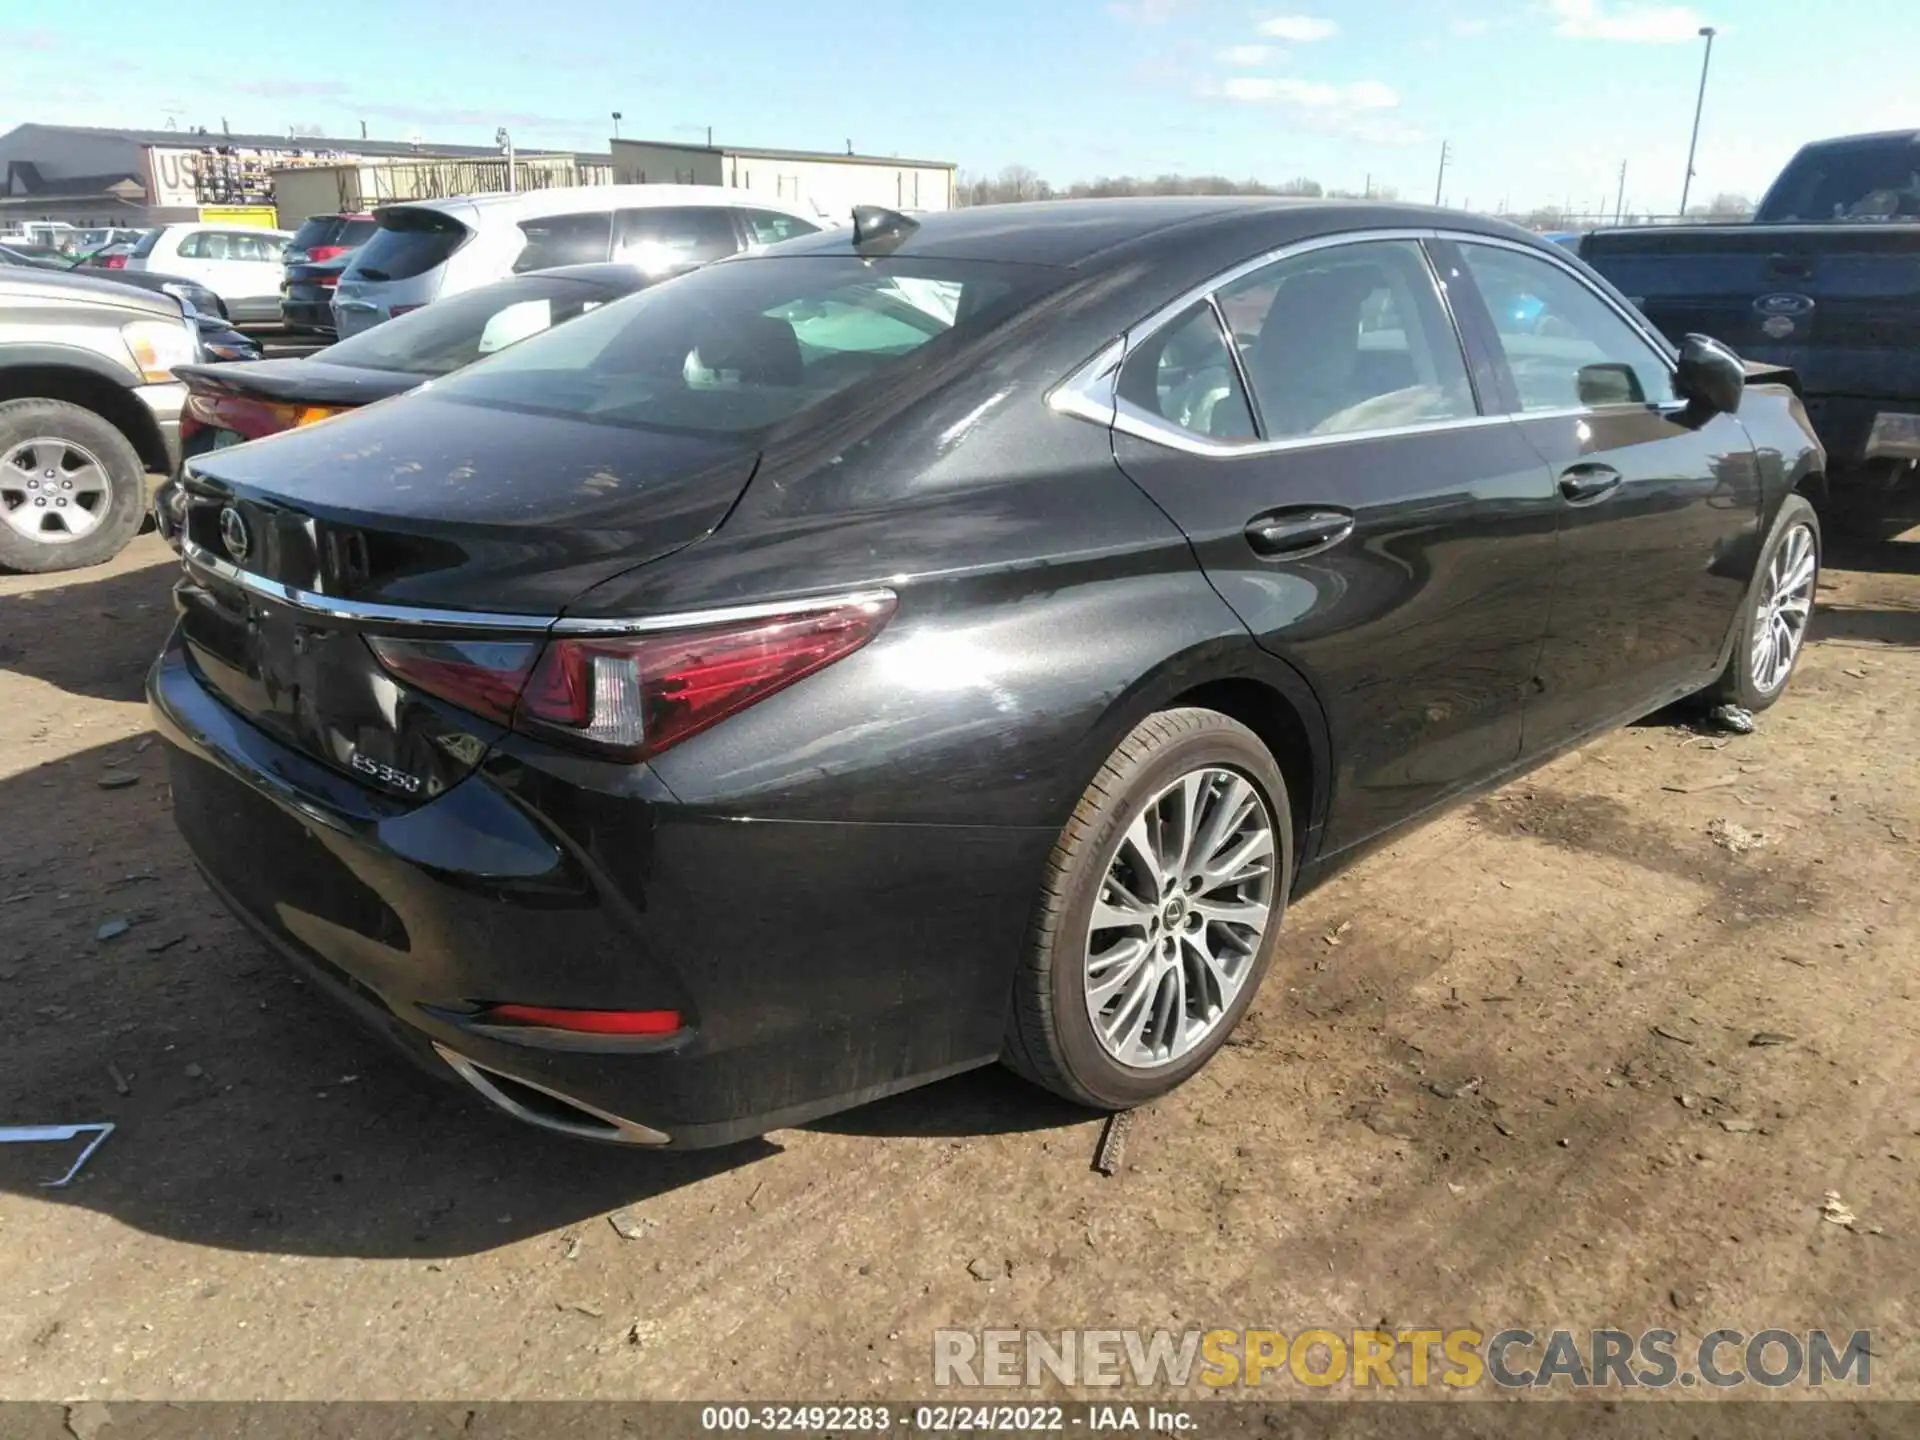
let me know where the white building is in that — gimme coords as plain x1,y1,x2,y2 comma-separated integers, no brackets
610,138,955,217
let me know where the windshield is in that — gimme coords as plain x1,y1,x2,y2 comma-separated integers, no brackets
430,255,1048,438
1759,139,1920,222
320,273,637,377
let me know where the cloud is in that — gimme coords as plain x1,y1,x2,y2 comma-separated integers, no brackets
1548,0,1708,42
228,79,351,98
1257,14,1339,41
1221,76,1397,109
1106,0,1199,23
1218,43,1279,65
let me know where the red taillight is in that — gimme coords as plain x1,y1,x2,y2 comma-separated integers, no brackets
316,273,339,289
481,1005,682,1036
100,254,127,269
519,596,896,759
308,244,351,263
363,637,542,726
365,595,895,761
184,388,347,440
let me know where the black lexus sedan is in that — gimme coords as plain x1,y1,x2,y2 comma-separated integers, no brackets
150,199,1824,1148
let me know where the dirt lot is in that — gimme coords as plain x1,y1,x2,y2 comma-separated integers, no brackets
1,532,1916,1404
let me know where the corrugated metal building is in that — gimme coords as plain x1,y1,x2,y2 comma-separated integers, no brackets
610,138,956,215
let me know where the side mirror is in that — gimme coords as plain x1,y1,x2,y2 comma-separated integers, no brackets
1675,333,1745,415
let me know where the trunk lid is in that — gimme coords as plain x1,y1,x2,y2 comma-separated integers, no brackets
173,390,759,797
178,357,424,410
1582,223,1920,400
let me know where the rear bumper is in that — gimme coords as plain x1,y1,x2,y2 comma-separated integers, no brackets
147,633,1046,1148
282,298,336,332
1801,394,1920,470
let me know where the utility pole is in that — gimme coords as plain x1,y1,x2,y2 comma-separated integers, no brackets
1615,160,1628,224
612,111,622,139
1364,171,1372,199
1680,25,1718,215
1433,139,1450,207
496,128,515,193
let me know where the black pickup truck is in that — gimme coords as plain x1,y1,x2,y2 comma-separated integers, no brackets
1581,130,1920,533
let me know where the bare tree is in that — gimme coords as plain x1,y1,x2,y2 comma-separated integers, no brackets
956,165,1335,207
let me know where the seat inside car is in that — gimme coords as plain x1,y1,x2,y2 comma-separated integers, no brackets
691,314,804,387
1245,266,1384,436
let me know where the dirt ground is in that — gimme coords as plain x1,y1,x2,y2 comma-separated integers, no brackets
1,531,1915,1404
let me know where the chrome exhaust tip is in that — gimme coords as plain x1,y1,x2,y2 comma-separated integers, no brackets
433,1043,669,1146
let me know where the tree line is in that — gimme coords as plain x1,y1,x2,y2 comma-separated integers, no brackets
956,165,1397,207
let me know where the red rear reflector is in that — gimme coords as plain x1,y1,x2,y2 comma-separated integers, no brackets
364,637,541,726
484,1005,682,1036
519,595,896,760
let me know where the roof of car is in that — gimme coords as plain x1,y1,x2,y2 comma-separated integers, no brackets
383,184,824,223
766,197,1539,268
522,261,659,289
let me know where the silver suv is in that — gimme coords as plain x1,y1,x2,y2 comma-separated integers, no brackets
0,268,195,572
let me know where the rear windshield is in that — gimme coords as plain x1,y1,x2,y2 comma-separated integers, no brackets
349,209,470,281
430,255,1047,438
289,216,342,251
130,229,163,259
339,217,378,247
1759,139,1920,222
320,273,637,378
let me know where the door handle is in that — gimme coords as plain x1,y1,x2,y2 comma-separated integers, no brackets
1244,508,1354,558
1558,464,1623,504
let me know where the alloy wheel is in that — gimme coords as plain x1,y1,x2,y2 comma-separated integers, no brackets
1084,766,1276,1070
1750,522,1817,694
0,436,114,544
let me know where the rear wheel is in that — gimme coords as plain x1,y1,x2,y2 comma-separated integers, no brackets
1705,493,1821,713
1004,708,1292,1109
0,399,147,574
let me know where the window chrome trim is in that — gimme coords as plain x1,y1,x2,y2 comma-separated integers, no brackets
1047,223,1683,457
180,537,896,637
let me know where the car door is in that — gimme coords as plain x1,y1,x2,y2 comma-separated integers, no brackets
1106,235,1563,853
1440,237,1763,756
162,229,216,289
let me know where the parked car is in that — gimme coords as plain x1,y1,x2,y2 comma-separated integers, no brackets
152,199,1822,1147
279,252,353,334
0,240,228,320
331,184,824,337
0,268,197,572
124,222,293,323
1580,129,1920,534
161,262,650,498
283,211,377,266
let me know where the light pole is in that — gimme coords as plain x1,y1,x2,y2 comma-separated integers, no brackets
1679,25,1717,216
611,111,622,139
496,126,515,193
1433,139,1450,207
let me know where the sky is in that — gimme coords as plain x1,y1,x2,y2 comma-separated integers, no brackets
3,0,1917,214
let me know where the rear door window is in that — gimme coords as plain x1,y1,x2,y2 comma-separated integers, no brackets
351,209,471,281
174,232,206,260
1218,238,1477,439
613,206,740,275
130,229,163,259
512,211,614,272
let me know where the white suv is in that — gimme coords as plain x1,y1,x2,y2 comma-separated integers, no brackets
124,223,293,323
331,185,826,338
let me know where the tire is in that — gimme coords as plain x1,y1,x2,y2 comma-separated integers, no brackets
0,398,148,574
1004,707,1293,1109
1705,493,1821,714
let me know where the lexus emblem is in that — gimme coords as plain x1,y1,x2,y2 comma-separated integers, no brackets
1754,292,1815,318
218,505,250,562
